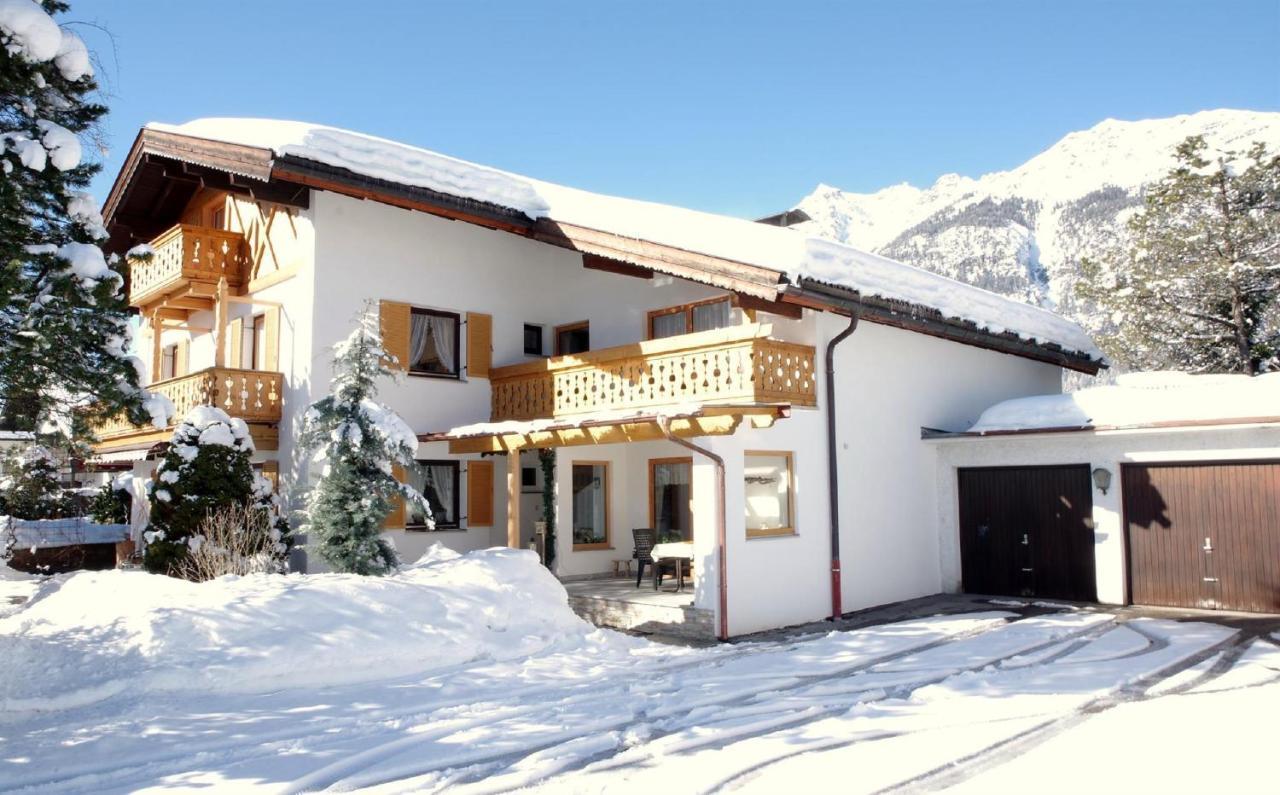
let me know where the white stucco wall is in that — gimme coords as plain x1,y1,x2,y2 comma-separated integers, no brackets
930,423,1280,605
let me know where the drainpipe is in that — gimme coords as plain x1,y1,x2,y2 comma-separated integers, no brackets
656,416,728,641
826,309,860,622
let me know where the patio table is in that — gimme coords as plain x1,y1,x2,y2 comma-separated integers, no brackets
649,541,694,592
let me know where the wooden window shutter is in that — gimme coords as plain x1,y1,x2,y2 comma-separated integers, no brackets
228,317,244,368
383,463,406,529
466,312,492,378
379,300,411,371
467,460,494,527
175,339,189,377
263,307,280,371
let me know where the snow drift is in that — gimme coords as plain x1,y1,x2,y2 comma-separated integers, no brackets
0,546,595,714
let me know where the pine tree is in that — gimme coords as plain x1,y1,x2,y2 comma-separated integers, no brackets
143,407,289,575
0,443,63,519
1079,136,1280,374
297,308,428,575
0,1,166,430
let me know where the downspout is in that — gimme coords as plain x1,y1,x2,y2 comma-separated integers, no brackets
826,308,861,622
656,417,728,641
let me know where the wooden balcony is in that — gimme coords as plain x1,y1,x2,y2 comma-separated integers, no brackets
129,224,248,310
92,367,283,453
489,325,816,422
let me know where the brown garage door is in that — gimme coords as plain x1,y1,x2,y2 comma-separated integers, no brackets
1123,461,1280,613
958,465,1097,602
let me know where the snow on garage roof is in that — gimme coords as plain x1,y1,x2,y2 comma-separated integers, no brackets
966,371,1280,433
145,118,1102,362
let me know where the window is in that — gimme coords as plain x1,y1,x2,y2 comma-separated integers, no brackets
650,458,692,542
408,308,461,377
555,321,590,356
248,313,266,370
406,460,460,529
571,462,610,548
648,297,733,339
523,323,544,356
521,466,538,491
160,344,177,380
745,451,794,538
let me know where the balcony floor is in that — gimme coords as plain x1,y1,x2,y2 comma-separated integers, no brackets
563,576,713,641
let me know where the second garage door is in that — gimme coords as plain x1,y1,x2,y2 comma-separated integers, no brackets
1123,461,1280,613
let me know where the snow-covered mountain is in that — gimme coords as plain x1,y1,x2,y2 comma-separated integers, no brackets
790,109,1280,334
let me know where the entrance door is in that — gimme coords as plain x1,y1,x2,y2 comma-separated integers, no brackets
650,458,693,542
1123,461,1280,612
958,465,1097,602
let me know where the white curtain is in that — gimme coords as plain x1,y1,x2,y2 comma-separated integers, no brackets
651,312,686,339
427,464,454,524
429,314,456,374
409,313,432,370
573,466,604,543
653,462,691,539
692,299,731,332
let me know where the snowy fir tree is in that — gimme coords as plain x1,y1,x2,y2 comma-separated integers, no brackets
88,474,129,524
1079,136,1280,374
0,443,63,519
0,1,167,430
296,308,428,575
143,407,289,576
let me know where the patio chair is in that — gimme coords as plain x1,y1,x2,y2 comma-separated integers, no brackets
632,528,656,587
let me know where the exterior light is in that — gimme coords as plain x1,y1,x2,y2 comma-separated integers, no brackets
1092,467,1112,495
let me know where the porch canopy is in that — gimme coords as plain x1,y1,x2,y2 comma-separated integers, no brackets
421,403,791,547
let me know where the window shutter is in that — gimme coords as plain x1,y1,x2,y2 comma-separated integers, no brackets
466,312,492,378
467,460,494,527
228,317,244,368
383,463,406,529
263,307,280,371
175,339,189,377
379,300,411,371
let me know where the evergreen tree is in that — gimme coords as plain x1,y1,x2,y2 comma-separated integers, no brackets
0,443,63,519
88,475,128,524
297,308,428,575
1079,136,1280,373
0,1,165,430
143,407,289,575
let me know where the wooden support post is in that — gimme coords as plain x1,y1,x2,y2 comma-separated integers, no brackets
213,276,229,367
507,449,522,549
150,311,163,382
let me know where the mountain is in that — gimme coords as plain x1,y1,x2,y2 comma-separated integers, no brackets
789,109,1280,338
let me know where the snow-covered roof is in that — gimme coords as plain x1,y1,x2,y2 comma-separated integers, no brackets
965,372,1280,434
144,118,1103,362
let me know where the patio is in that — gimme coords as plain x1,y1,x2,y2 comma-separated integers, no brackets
563,576,714,640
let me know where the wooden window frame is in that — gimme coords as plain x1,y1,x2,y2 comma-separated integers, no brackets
554,320,590,356
571,460,612,550
248,313,266,370
160,343,178,381
523,322,545,356
407,459,461,530
744,450,796,539
646,296,734,340
649,456,694,541
407,307,462,380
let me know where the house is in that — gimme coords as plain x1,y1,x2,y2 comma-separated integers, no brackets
926,373,1280,614
91,119,1104,638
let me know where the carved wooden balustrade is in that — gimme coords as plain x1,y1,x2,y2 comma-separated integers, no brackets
489,325,816,422
128,224,249,307
93,367,283,442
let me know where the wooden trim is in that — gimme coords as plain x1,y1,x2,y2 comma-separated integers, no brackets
382,463,406,529
646,295,733,340
735,292,804,320
409,306,462,379
570,460,611,550
466,312,492,379
379,300,411,372
553,320,590,356
228,316,244,369
507,455,521,547
467,459,495,528
648,456,693,537
582,253,653,279
744,450,796,539
245,266,297,294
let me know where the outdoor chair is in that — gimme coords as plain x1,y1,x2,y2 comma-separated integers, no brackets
632,528,656,587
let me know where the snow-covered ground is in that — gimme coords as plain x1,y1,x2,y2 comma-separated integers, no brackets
0,549,1274,793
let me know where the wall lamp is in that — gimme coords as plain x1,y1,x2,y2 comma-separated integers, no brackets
1091,467,1112,495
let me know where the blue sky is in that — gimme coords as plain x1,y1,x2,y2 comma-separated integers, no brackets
72,0,1279,218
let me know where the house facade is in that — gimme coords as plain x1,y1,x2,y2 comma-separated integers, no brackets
91,119,1103,638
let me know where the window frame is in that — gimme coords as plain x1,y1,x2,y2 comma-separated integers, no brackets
570,460,611,550
744,450,796,539
554,320,590,356
649,456,694,542
646,296,734,340
407,307,462,380
406,458,461,530
160,343,178,381
523,322,545,356
248,313,266,370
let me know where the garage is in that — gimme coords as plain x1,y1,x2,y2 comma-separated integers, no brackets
957,465,1097,602
1123,461,1280,613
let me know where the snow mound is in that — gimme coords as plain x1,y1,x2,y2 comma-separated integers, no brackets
0,547,593,713
969,371,1280,432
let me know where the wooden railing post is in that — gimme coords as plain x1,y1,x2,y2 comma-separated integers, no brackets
213,276,229,368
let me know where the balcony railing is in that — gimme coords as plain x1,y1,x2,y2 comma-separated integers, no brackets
129,224,249,307
94,367,283,442
489,325,816,422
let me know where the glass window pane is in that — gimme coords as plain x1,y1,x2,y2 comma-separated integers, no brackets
407,461,457,528
410,309,459,376
652,461,692,542
650,311,687,339
745,453,792,533
523,323,543,355
572,463,608,545
691,299,732,332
